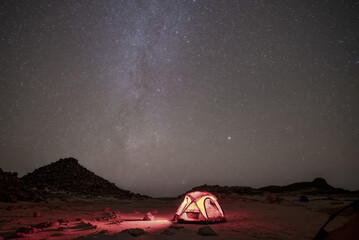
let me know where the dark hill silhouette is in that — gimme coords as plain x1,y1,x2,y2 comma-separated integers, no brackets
21,157,145,199
258,178,350,194
184,178,353,197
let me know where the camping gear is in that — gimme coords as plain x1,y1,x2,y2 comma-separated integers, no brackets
300,195,309,202
173,191,225,223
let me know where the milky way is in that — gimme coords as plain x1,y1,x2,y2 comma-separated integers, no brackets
1,0,358,196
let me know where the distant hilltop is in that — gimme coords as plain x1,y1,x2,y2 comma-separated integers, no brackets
184,178,357,197
21,157,147,199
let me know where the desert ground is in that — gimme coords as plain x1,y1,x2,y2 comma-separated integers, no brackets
0,193,357,240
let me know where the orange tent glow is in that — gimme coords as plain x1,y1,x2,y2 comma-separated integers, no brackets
173,191,225,223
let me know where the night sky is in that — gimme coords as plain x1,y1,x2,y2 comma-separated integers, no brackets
1,1,358,197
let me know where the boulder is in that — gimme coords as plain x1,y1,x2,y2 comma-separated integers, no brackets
143,212,154,221
124,228,146,237
198,226,217,236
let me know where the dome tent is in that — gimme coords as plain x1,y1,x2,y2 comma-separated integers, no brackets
173,191,225,223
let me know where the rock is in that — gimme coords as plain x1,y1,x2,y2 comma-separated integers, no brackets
104,207,111,213
161,229,175,235
198,226,217,236
124,228,146,237
99,230,109,234
58,217,69,223
34,221,56,229
33,212,40,218
266,193,284,203
151,210,159,215
108,211,121,220
0,168,41,203
16,226,41,234
169,225,184,230
143,212,154,221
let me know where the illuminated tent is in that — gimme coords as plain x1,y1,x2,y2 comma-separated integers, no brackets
173,191,225,223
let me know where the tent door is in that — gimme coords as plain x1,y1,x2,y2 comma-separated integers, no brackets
204,198,221,219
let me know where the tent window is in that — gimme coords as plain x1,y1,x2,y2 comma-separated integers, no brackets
187,212,199,219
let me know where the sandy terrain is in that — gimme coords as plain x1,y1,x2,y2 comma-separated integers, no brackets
0,194,357,240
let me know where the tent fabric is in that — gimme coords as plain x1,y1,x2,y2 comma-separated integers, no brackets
174,191,225,223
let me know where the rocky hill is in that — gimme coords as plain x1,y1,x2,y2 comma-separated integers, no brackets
184,178,354,197
258,178,350,194
0,168,41,203
21,157,145,199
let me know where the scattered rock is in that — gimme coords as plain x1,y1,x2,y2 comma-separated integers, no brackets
143,212,154,221
198,226,217,236
16,226,41,234
34,221,57,229
267,193,278,203
33,212,40,218
56,227,68,231
104,207,111,213
266,194,284,203
98,230,109,234
161,229,175,235
123,228,146,237
58,217,69,223
107,211,121,220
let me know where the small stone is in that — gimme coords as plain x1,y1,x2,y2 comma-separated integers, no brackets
34,221,55,229
16,226,41,234
161,229,175,235
124,228,146,237
169,225,184,230
266,193,278,203
143,212,154,221
33,212,40,218
99,230,109,234
197,226,217,236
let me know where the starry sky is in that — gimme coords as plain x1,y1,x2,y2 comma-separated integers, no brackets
1,0,358,197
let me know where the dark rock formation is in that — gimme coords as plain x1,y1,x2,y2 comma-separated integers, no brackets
258,178,350,194
0,168,41,203
21,157,145,199
184,178,355,198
